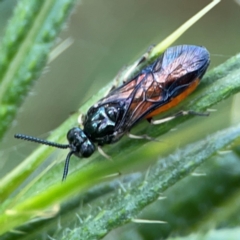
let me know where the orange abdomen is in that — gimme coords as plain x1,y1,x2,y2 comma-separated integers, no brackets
146,78,200,118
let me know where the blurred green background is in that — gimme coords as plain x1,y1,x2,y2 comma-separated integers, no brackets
0,0,239,177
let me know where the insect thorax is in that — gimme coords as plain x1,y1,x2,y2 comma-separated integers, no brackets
83,103,125,145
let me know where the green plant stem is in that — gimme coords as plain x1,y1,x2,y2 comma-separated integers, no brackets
62,124,240,240
167,227,240,240
0,0,77,140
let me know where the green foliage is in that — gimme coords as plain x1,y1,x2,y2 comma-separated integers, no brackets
0,0,77,140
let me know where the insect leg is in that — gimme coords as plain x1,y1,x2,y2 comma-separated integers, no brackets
97,146,123,179
108,66,128,94
127,132,158,142
77,113,86,126
98,145,111,160
136,44,155,66
109,45,156,93
150,110,209,125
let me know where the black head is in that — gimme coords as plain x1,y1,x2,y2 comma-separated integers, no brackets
14,127,95,181
67,127,95,158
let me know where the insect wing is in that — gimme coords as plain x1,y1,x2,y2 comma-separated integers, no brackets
121,45,209,128
92,45,210,132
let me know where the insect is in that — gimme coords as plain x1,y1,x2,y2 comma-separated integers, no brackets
15,45,210,181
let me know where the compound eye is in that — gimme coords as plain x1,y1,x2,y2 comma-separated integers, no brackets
106,106,118,121
67,129,76,143
67,127,95,158
67,127,85,144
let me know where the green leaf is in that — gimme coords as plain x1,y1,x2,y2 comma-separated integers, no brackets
0,0,77,140
58,124,240,240
167,227,240,240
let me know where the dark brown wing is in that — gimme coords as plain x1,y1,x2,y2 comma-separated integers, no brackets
95,45,210,132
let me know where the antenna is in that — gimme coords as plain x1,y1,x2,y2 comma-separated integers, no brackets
14,134,70,149
14,134,73,181
62,151,75,181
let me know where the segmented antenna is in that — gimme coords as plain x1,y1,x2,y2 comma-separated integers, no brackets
62,151,75,181
14,133,74,181
14,134,70,149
